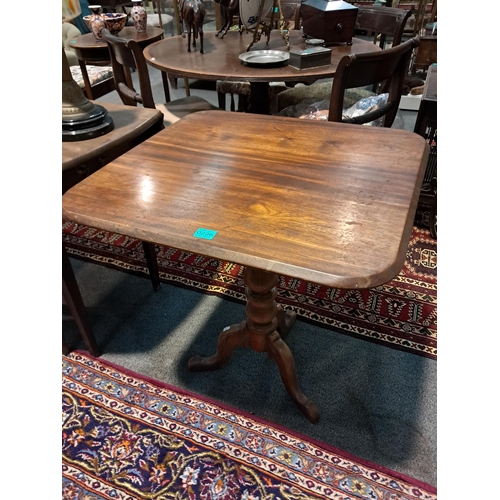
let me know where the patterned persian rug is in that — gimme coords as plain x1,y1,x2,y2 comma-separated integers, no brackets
62,221,437,359
62,352,438,500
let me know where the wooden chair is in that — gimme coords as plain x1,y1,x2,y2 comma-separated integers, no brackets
327,37,419,127
276,4,412,113
101,28,220,125
355,5,412,49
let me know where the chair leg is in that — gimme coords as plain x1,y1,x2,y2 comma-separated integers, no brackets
161,71,172,102
230,94,236,112
62,245,100,357
217,91,226,110
142,241,161,291
239,95,249,112
168,74,178,89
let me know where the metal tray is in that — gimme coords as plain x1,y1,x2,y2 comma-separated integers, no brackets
239,50,290,67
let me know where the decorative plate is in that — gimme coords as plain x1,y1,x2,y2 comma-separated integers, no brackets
240,0,274,30
239,50,290,67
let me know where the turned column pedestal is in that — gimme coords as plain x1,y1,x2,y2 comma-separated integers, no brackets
188,266,320,423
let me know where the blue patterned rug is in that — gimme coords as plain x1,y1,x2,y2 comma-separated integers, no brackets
62,352,437,499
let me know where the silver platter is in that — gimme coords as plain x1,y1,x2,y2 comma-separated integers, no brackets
239,50,290,67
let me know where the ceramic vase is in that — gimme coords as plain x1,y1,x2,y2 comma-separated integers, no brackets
88,5,105,40
130,0,147,33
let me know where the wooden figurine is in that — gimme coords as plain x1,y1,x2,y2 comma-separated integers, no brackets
180,0,206,53
214,0,240,39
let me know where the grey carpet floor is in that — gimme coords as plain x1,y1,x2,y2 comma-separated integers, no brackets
64,62,435,487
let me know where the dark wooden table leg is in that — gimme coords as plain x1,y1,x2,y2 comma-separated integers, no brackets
188,320,249,371
62,244,100,357
78,60,94,100
161,71,172,102
248,82,271,115
188,266,319,423
266,330,319,423
141,241,161,291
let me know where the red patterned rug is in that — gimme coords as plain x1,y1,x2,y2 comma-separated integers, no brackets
63,351,437,499
62,220,437,359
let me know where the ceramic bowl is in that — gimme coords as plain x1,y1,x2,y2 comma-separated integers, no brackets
103,12,128,35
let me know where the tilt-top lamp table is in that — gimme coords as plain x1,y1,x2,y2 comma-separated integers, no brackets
62,111,429,422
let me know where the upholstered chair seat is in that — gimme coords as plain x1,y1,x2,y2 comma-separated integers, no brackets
276,82,375,114
70,65,114,90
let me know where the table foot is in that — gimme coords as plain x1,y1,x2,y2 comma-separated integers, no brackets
188,321,248,372
266,331,320,423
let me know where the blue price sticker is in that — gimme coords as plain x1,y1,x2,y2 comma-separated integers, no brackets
193,228,217,240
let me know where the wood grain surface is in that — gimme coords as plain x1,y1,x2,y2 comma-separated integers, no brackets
62,111,429,289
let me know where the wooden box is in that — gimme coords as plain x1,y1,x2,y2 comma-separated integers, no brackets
289,46,332,70
301,0,358,45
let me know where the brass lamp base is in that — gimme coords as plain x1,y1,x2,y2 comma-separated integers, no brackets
62,100,114,142
62,48,114,142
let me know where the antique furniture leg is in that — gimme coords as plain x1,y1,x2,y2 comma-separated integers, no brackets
247,0,269,51
161,71,172,102
142,241,161,291
62,244,100,357
78,59,94,100
276,305,296,338
247,0,289,51
188,266,319,423
248,82,271,114
275,0,290,49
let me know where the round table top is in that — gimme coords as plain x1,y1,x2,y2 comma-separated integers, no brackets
143,30,381,83
70,26,164,50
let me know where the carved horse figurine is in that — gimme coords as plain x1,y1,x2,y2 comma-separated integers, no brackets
214,0,240,39
180,0,206,53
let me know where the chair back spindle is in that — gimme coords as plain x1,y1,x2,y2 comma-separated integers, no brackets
356,6,411,48
102,28,158,109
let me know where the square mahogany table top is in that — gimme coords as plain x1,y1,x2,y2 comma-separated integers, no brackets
62,111,429,289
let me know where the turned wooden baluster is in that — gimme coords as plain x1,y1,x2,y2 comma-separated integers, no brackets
188,266,319,423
